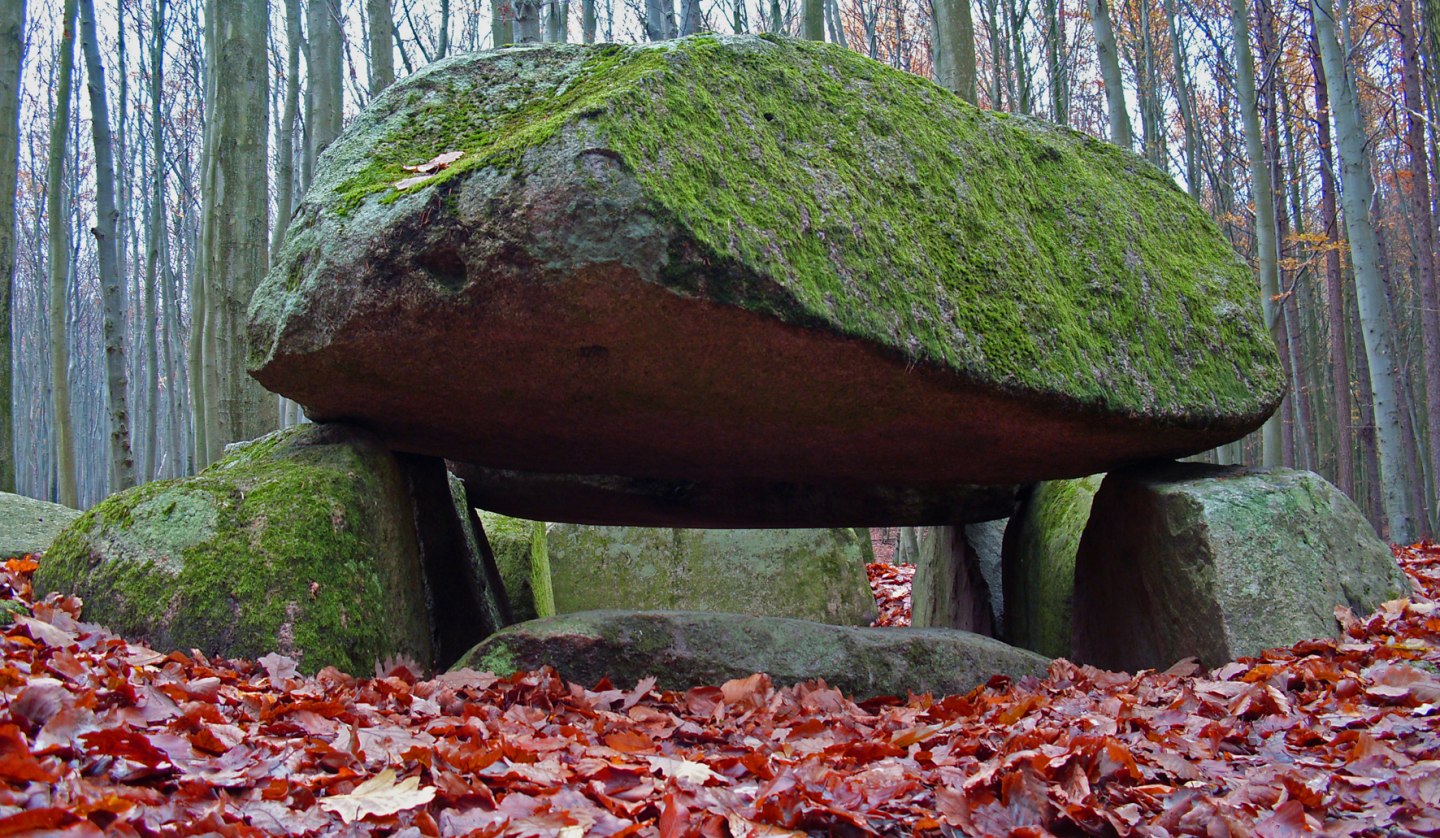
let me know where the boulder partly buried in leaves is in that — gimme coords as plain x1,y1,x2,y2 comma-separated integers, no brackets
1071,465,1409,671
544,525,877,625
453,610,1050,699
34,425,434,675
248,35,1283,524
0,492,79,558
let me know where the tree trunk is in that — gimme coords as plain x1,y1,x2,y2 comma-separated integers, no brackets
544,0,568,41
493,0,514,45
303,0,342,191
438,0,451,57
1043,0,1067,124
1162,0,1199,193
515,1,541,43
0,0,23,492
932,0,978,103
79,0,137,492
195,0,275,466
1312,0,1417,541
645,0,673,39
1308,29,1352,498
1230,0,1284,467
273,0,301,253
368,0,395,93
1089,0,1132,147
48,0,80,507
582,0,596,41
803,0,824,38
679,0,702,35
1397,0,1440,535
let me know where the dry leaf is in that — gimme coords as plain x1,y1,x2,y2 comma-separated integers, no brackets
319,769,436,822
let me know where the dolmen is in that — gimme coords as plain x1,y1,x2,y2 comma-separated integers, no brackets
38,35,1406,686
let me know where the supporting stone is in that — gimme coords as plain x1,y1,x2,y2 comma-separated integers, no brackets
1071,464,1409,671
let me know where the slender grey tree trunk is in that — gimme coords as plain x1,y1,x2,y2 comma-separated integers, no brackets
515,1,542,42
1397,0,1440,534
1230,0,1284,467
544,0,569,41
1309,29,1352,498
1313,0,1416,541
195,0,275,466
581,0,596,41
303,0,342,191
803,0,824,38
645,0,673,39
493,0,514,45
1089,0,1131,147
679,0,702,34
79,0,137,492
368,0,395,92
826,0,848,46
932,0,978,103
48,0,80,507
1043,0,1067,123
0,0,23,493
438,0,451,57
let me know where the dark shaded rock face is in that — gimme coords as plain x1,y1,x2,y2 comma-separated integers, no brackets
1071,465,1409,671
249,35,1281,526
453,610,1050,699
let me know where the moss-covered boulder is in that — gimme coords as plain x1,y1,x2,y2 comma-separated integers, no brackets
34,425,434,675
1071,465,1409,671
1002,476,1104,658
545,525,876,625
453,610,1050,699
0,492,79,558
249,36,1282,528
477,510,539,622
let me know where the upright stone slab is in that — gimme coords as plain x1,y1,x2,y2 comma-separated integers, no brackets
249,35,1282,527
1071,464,1408,671
454,610,1050,700
545,525,877,625
1002,476,1104,658
0,492,79,558
35,425,436,675
911,526,995,634
477,510,540,622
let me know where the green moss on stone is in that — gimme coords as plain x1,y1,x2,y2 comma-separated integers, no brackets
35,427,431,675
1004,474,1104,658
296,35,1280,421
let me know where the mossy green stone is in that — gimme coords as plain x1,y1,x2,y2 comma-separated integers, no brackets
249,36,1281,502
35,426,433,675
1071,465,1409,670
453,609,1050,699
1002,475,1104,658
478,510,540,622
545,525,877,625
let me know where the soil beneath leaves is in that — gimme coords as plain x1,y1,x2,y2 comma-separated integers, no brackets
1,545,1438,835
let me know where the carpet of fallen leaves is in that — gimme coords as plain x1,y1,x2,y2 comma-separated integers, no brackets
866,563,914,628
2,546,1439,837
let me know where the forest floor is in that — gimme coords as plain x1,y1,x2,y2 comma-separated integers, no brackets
0,546,1438,836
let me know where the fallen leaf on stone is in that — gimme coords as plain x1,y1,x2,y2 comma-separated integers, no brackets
401,150,463,174
319,769,436,822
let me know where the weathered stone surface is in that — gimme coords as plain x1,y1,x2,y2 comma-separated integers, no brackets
0,492,79,558
34,425,434,675
1071,465,1409,671
911,526,994,634
453,610,1051,699
249,35,1282,526
1002,476,1104,658
545,524,877,625
478,510,539,623
453,464,1019,527
967,519,1008,630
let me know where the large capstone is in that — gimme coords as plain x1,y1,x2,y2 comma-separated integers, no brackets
249,35,1281,526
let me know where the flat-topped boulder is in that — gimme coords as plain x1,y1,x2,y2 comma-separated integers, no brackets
248,35,1281,522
